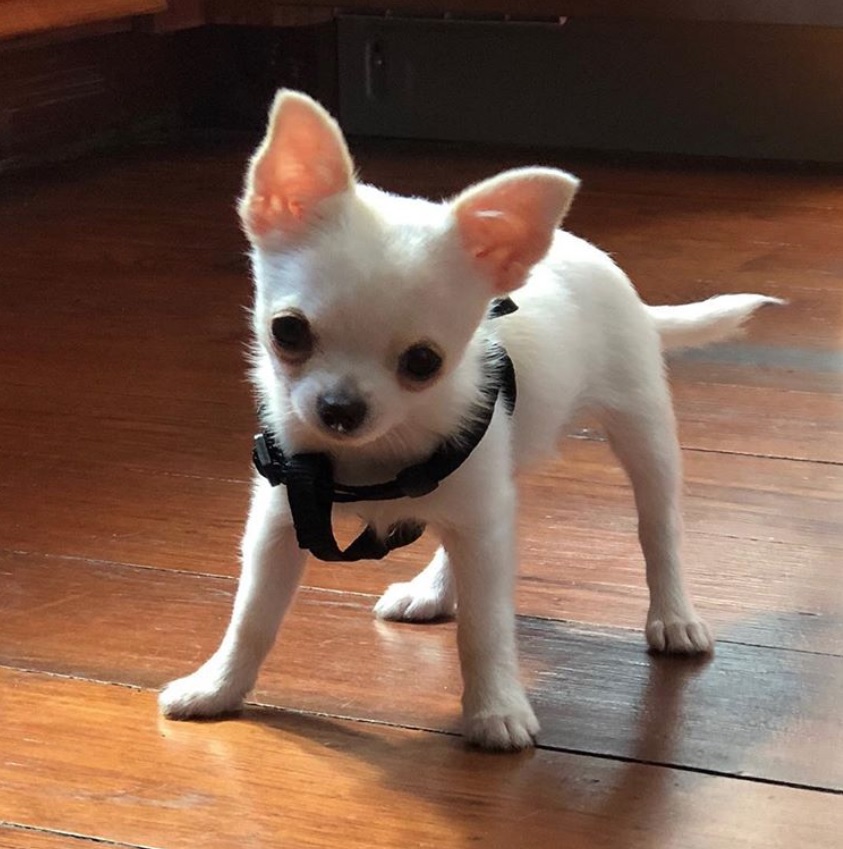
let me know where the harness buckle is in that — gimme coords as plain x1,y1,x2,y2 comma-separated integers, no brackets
252,433,285,487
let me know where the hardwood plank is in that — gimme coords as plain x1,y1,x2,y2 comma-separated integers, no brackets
5,350,839,468
3,332,841,470
2,554,841,789
0,825,137,849
4,142,842,229
353,149,843,350
4,169,839,318
1,434,840,654
353,142,843,209
669,378,843,462
4,142,843,222
5,145,842,287
2,668,841,849
669,357,842,397
3,517,840,656
1,149,836,348
569,193,843,254
0,452,250,572
0,384,255,479
1,149,839,467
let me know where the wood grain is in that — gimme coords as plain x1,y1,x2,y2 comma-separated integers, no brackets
2,553,841,789
1,434,839,653
0,826,127,849
3,669,841,849
6,349,839,465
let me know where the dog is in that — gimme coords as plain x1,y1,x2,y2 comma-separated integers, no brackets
159,90,779,750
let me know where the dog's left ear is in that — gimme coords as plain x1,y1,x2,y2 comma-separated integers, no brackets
239,90,354,242
451,168,579,294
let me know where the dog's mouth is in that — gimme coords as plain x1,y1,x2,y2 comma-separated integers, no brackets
317,422,372,444
296,409,380,449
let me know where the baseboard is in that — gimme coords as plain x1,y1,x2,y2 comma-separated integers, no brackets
338,15,843,162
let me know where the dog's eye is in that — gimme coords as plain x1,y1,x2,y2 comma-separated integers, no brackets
398,344,443,384
271,313,313,360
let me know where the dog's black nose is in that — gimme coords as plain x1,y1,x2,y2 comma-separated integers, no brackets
317,392,368,434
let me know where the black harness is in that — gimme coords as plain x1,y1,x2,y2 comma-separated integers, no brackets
252,298,518,562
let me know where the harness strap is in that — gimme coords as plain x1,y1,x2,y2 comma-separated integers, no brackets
279,452,425,561
259,445,427,560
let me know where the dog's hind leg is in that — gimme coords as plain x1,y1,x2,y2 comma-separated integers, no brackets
602,388,713,654
374,546,457,622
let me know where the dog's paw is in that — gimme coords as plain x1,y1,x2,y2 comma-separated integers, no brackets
463,702,540,752
374,580,456,622
158,671,246,720
646,611,713,654
463,686,539,752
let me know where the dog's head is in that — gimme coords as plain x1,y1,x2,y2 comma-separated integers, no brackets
240,91,578,457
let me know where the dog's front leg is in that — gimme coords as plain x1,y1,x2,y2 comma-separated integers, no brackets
442,494,538,751
159,482,306,719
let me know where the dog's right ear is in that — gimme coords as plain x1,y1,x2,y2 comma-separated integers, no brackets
239,90,354,242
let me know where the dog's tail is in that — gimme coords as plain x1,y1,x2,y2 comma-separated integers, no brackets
647,294,784,351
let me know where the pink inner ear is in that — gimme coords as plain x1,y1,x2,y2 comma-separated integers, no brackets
240,92,353,239
457,192,556,294
461,210,537,292
454,170,578,293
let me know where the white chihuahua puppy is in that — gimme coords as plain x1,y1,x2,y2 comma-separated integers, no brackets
160,90,778,750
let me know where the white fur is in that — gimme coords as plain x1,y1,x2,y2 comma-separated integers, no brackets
649,293,784,350
160,91,779,751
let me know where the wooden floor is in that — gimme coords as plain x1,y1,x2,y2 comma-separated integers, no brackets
1,138,841,848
